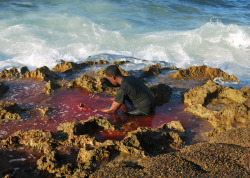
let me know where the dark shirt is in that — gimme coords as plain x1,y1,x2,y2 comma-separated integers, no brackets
115,76,156,114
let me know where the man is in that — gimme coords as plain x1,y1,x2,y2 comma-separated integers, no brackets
99,65,156,115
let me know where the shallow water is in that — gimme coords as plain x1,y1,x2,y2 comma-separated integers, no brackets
0,78,211,144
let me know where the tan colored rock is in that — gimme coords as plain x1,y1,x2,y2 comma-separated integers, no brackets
67,74,104,93
21,66,60,81
159,121,186,133
150,83,172,104
37,151,74,177
0,82,9,97
112,60,130,65
0,102,23,120
95,66,130,78
37,106,51,116
57,117,114,138
2,130,57,153
183,80,250,135
141,64,162,78
170,65,240,82
52,61,79,73
43,80,60,94
0,67,20,79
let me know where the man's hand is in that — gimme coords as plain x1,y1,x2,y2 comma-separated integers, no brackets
99,101,121,113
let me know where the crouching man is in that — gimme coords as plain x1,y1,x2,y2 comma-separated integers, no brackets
99,65,156,116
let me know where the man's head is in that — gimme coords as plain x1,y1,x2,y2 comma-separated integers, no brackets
105,65,122,85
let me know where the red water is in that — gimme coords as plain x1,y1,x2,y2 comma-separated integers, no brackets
0,79,211,140
0,79,212,174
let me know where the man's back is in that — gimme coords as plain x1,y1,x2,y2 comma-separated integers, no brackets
115,76,156,114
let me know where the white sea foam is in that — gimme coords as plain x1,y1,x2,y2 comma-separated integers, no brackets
0,4,249,82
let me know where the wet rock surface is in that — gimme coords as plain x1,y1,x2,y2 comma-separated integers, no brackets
170,65,240,82
183,80,250,135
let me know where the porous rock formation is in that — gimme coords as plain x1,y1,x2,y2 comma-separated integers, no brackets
171,65,239,82
183,80,250,135
141,64,162,78
21,66,60,82
0,67,20,79
0,102,23,120
52,60,109,73
95,66,130,78
0,82,9,97
1,117,186,177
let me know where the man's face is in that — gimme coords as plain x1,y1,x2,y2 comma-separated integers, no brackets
106,75,117,85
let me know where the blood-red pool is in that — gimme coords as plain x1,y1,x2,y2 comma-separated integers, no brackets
0,79,212,142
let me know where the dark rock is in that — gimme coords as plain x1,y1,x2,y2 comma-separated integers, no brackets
0,82,9,97
19,66,29,75
150,83,172,104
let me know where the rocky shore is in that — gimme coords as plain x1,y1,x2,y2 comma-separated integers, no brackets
0,61,249,177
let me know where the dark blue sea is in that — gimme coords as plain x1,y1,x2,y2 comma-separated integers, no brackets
0,0,249,85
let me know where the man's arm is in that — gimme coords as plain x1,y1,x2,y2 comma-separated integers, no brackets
99,101,121,113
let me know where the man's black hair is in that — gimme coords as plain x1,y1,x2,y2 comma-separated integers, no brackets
105,65,122,77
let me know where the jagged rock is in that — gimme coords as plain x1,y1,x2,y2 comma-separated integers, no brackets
0,102,23,120
112,60,130,65
67,74,104,93
37,151,73,176
56,78,68,87
95,66,130,78
85,60,109,66
52,61,79,73
0,67,20,79
121,127,184,156
37,106,51,116
141,64,162,78
159,121,186,133
77,145,112,169
21,66,60,82
57,117,114,137
1,130,57,153
43,80,60,94
0,82,9,97
170,65,240,82
150,83,172,104
183,80,250,135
